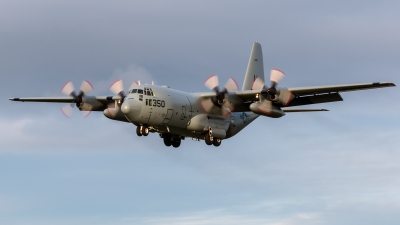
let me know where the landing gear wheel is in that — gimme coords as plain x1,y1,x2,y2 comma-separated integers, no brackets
136,126,143,136
172,138,181,148
142,125,149,136
204,133,214,145
213,138,221,147
163,135,172,147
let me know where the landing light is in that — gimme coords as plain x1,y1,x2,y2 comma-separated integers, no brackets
256,94,259,99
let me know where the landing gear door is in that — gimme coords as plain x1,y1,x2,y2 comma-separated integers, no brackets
162,109,174,125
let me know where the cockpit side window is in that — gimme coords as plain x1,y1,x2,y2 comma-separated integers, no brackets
132,89,137,93
138,89,143,94
149,88,155,96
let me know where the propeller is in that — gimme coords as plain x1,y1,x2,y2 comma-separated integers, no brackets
252,69,285,100
250,69,285,114
107,79,139,117
60,80,94,118
202,75,238,116
109,79,140,102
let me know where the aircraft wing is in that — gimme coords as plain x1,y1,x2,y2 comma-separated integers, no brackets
287,82,395,95
9,96,122,112
9,97,76,103
232,82,395,106
9,96,122,103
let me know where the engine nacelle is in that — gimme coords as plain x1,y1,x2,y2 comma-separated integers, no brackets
79,96,104,111
249,102,285,118
272,89,294,106
77,102,93,111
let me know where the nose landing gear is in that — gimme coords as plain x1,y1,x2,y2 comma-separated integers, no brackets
136,125,149,137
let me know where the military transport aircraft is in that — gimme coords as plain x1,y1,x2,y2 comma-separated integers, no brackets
9,42,395,148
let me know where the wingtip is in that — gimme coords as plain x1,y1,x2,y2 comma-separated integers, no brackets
9,98,18,101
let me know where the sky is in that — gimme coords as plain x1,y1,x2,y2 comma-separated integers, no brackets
1,1,399,224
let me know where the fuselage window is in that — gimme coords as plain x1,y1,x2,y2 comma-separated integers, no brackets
139,94,143,101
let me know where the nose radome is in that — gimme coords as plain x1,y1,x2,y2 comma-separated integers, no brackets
121,100,131,114
121,98,142,115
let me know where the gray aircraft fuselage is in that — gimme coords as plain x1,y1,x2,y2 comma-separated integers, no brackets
104,85,258,140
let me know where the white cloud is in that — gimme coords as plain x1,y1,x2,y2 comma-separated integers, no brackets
121,209,322,225
0,118,36,146
93,64,155,94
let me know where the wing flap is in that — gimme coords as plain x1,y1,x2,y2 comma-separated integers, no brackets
287,93,343,107
283,108,329,112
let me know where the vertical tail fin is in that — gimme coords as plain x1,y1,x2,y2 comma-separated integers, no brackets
242,42,265,90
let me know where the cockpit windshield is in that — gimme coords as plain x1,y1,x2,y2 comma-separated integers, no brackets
144,87,155,96
127,88,155,96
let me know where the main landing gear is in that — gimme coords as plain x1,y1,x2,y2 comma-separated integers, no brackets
137,126,183,148
204,129,221,147
162,134,181,148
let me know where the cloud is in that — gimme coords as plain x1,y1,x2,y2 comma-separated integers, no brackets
121,209,322,225
0,118,36,147
93,64,156,94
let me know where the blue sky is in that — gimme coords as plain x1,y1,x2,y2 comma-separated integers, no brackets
1,1,399,224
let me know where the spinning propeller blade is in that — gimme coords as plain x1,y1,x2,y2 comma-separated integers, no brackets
79,80,94,95
61,81,75,96
204,75,219,91
61,104,74,118
110,79,125,97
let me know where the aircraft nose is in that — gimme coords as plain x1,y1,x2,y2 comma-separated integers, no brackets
121,98,142,115
121,100,131,114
